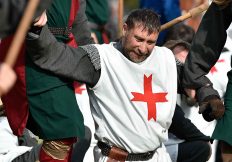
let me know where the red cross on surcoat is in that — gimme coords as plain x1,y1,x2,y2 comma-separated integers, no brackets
131,75,168,121
210,59,225,74
74,82,86,94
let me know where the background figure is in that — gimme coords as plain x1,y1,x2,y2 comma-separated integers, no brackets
167,18,232,162
164,23,195,44
167,39,231,162
181,47,232,162
0,0,52,38
139,0,181,45
86,0,110,44
0,0,52,96
0,0,93,161
182,2,232,162
164,40,211,162
106,0,120,42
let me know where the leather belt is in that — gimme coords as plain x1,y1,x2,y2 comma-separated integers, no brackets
97,141,156,161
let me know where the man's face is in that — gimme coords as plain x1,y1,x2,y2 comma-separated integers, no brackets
122,23,158,63
173,45,189,63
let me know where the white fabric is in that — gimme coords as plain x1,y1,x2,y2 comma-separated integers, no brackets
75,83,96,162
0,117,32,162
88,43,177,154
207,51,231,98
226,23,232,51
0,146,32,162
0,117,18,154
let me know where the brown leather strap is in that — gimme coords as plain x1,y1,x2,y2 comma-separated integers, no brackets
108,146,128,161
97,141,156,161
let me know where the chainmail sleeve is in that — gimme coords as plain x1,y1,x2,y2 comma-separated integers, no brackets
80,45,101,71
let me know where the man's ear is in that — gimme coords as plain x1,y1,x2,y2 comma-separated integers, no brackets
122,23,128,36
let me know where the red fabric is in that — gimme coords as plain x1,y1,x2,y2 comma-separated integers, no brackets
67,0,79,47
131,75,168,121
73,82,85,94
0,36,28,136
102,31,110,44
39,138,76,162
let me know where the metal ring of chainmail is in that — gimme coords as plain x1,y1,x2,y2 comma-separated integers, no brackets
48,26,72,37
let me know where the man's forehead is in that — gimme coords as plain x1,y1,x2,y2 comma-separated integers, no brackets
131,24,151,33
133,23,146,29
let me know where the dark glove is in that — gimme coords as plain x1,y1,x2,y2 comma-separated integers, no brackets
199,96,225,122
213,0,231,7
29,25,43,35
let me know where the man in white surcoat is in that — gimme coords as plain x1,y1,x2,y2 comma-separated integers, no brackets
27,9,177,162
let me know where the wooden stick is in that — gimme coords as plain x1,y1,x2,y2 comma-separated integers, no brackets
4,0,40,67
118,0,124,37
160,2,209,32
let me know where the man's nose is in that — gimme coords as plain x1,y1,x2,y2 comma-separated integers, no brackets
138,43,148,54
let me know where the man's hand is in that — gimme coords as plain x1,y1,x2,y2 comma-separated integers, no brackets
184,88,196,98
34,11,47,27
184,88,197,106
199,96,225,121
28,11,47,36
91,32,99,44
0,63,17,96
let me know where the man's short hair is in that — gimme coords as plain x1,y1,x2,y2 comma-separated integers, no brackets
125,9,161,34
164,39,190,52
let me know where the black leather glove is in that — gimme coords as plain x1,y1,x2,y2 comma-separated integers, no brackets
199,95,225,122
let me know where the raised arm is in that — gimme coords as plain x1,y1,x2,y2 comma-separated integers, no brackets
183,2,232,94
26,25,100,87
182,2,232,120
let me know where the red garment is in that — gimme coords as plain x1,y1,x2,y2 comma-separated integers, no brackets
0,36,28,136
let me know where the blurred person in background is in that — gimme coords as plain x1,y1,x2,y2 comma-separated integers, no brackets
139,0,181,45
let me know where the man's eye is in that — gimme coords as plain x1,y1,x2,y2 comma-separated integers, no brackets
136,38,143,42
147,41,156,45
148,42,155,45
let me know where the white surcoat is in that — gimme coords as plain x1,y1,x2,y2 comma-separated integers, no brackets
88,43,177,153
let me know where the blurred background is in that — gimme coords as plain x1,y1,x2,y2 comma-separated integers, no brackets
104,0,207,45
